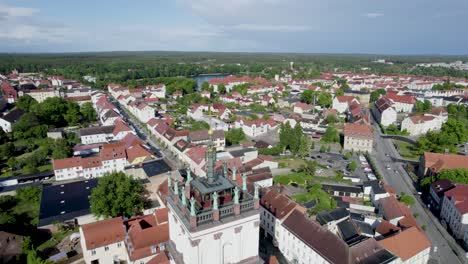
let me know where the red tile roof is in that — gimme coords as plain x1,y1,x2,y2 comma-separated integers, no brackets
379,196,412,220
344,123,373,139
53,157,82,170
81,217,125,250
444,184,468,214
126,144,152,163
378,227,431,261
384,93,416,104
424,152,468,173
335,96,357,103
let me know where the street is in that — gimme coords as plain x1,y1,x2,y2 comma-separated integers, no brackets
370,117,466,264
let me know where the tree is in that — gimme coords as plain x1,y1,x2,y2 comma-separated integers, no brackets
64,103,81,126
51,139,72,159
262,114,270,120
201,81,210,91
324,114,338,125
80,102,97,122
370,89,386,102
0,128,7,144
317,92,332,107
347,161,357,171
321,126,339,143
299,160,317,175
225,128,246,145
300,90,315,104
421,168,468,187
16,95,38,112
217,83,227,94
298,136,312,157
0,142,15,158
414,100,431,113
399,194,415,206
90,172,146,218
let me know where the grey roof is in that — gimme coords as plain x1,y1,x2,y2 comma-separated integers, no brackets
364,180,386,194
1,108,25,123
350,238,398,264
229,148,256,158
38,179,98,227
282,210,351,264
353,220,374,236
102,109,120,121
188,129,224,142
337,220,362,245
191,175,234,195
79,125,114,136
317,207,350,225
142,159,171,177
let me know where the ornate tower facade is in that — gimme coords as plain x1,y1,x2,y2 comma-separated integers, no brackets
166,132,260,264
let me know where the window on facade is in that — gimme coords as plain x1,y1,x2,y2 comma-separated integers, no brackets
117,242,121,247
104,246,109,251
91,250,96,256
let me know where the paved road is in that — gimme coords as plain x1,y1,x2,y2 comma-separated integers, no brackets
370,118,465,264
110,99,181,169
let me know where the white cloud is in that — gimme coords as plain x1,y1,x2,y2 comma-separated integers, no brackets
363,13,384,18
225,24,312,32
0,4,37,17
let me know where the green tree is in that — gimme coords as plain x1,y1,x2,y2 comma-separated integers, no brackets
321,126,339,143
201,81,210,91
300,90,315,104
16,95,38,112
317,92,332,107
347,161,357,171
217,83,227,94
0,128,8,144
414,100,432,113
64,103,81,126
262,114,270,120
324,114,338,125
399,194,415,206
225,128,247,145
80,102,97,122
370,89,386,102
90,172,146,218
298,136,312,157
299,160,317,175
51,139,72,159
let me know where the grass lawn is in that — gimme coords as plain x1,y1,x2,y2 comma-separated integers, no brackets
392,140,419,160
0,164,52,178
274,172,311,188
37,227,79,252
274,157,307,170
292,183,336,214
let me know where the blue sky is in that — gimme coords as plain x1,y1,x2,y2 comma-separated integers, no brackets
0,0,467,54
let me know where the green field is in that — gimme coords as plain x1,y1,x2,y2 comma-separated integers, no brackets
392,140,419,161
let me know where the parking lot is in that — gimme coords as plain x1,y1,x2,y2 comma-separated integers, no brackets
309,151,370,184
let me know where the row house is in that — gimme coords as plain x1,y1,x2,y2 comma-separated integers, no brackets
372,97,397,126
108,83,130,99
187,104,232,120
423,89,466,98
246,83,278,95
259,188,306,244
53,143,128,181
383,93,416,113
94,95,122,126
407,81,439,90
80,208,170,264
400,107,448,136
19,88,58,103
343,123,374,153
208,75,268,93
234,118,278,137
187,129,225,151
48,75,65,86
127,101,155,123
65,87,91,98
143,84,166,98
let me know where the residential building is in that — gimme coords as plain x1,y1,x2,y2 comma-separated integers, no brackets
188,129,225,150
343,123,374,153
400,108,448,136
293,102,313,114
372,97,397,126
378,196,412,225
440,184,468,241
0,108,25,133
378,227,431,264
19,88,57,103
259,188,306,245
429,179,455,212
419,152,468,177
234,118,277,137
332,96,360,114
0,81,18,103
80,208,170,264
383,93,416,113
278,209,351,264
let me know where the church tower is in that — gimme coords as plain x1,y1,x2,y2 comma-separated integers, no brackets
166,128,261,264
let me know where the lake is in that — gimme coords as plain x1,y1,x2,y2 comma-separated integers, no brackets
192,73,229,90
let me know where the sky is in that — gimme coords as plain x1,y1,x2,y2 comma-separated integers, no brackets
0,0,468,54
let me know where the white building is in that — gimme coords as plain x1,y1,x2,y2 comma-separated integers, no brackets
440,184,468,241
332,96,360,114
400,108,448,136
19,88,58,103
278,209,352,264
343,123,374,153
0,108,25,133
384,94,416,113
373,97,397,126
234,118,278,137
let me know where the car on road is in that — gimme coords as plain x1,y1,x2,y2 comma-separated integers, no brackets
386,165,391,170
364,167,372,172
